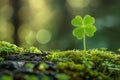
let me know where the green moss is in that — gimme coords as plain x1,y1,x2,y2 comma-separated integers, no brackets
0,41,23,55
25,63,35,69
24,75,38,80
24,47,41,54
57,62,111,80
0,41,42,55
46,49,120,79
47,49,119,63
41,76,50,80
38,62,48,72
55,73,70,80
0,57,4,62
1,75,13,80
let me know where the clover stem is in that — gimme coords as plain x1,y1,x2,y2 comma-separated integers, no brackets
83,33,86,50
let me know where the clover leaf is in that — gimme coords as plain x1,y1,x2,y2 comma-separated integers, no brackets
71,15,96,50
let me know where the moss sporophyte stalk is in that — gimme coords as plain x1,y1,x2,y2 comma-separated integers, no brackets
71,15,96,50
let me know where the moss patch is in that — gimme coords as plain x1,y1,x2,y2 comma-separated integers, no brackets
46,49,120,80
0,41,23,55
0,41,42,56
24,47,41,54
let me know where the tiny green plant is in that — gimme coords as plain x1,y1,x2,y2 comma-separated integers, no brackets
71,15,96,50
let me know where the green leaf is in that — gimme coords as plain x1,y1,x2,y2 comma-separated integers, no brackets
83,15,95,25
85,25,96,37
71,16,82,27
72,28,84,39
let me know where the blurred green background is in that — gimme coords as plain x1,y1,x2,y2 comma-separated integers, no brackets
0,0,120,51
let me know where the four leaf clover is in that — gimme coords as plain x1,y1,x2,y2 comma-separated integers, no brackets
71,15,96,50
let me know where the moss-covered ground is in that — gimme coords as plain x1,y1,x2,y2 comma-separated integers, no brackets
0,41,120,80
46,49,120,80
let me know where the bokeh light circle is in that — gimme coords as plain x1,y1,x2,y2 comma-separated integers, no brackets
36,29,52,44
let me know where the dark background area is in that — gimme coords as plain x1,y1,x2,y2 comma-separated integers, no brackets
0,0,120,52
